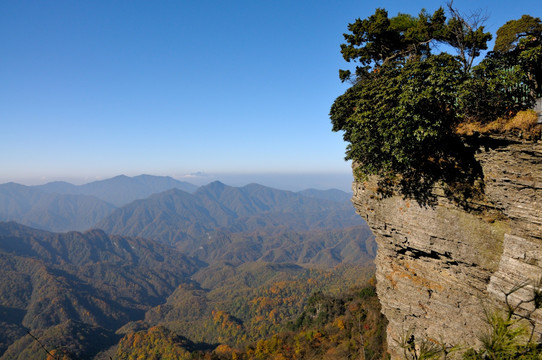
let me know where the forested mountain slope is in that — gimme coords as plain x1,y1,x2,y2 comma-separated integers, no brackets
0,222,202,359
0,183,116,232
0,180,375,358
95,181,370,266
112,281,387,360
0,222,377,359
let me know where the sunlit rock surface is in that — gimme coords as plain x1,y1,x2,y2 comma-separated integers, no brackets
352,137,542,358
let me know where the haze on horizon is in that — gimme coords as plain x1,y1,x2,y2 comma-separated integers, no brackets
2,0,540,191
4,172,357,193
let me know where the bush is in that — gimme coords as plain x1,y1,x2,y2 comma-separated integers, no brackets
331,53,482,205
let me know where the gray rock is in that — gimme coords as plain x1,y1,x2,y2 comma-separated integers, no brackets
351,137,542,358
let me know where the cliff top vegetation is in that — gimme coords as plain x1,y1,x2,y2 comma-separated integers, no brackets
330,3,542,205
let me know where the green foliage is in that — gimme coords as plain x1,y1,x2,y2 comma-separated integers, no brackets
494,15,542,53
339,5,493,82
458,54,535,122
461,308,542,359
493,15,542,97
339,7,446,81
332,7,539,204
331,52,482,204
473,311,529,359
438,5,492,73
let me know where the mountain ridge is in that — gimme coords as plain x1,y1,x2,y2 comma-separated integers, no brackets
0,176,354,233
35,174,199,207
94,182,365,261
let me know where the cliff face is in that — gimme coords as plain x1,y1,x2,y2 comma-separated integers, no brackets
352,137,542,358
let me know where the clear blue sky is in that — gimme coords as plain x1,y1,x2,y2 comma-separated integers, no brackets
1,0,540,191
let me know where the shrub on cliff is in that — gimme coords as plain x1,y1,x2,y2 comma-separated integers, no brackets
331,6,539,204
331,52,479,204
458,15,541,124
457,54,535,123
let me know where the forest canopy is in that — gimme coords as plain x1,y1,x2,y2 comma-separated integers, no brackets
331,5,542,204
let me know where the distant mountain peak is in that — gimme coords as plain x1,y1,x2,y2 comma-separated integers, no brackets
110,174,130,180
157,187,193,197
0,182,29,189
198,181,229,195
297,188,352,202
44,180,75,186
207,180,226,187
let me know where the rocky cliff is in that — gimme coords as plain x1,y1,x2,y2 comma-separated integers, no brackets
352,136,542,358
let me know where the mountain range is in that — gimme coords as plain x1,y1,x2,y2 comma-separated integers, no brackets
33,174,198,207
96,181,366,263
0,220,375,359
0,175,197,232
0,175,356,234
0,174,376,358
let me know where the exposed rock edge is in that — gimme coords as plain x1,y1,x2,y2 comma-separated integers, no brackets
351,136,542,358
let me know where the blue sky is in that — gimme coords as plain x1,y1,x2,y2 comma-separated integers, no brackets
1,1,540,191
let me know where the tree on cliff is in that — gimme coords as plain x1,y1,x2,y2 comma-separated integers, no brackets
331,53,476,204
456,15,541,122
330,7,539,205
331,6,490,204
338,7,447,83
439,1,492,73
494,15,542,53
494,15,542,97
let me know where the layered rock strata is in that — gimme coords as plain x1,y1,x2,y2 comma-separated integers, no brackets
352,137,542,358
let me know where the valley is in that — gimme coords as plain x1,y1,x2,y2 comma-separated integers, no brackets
0,175,376,359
